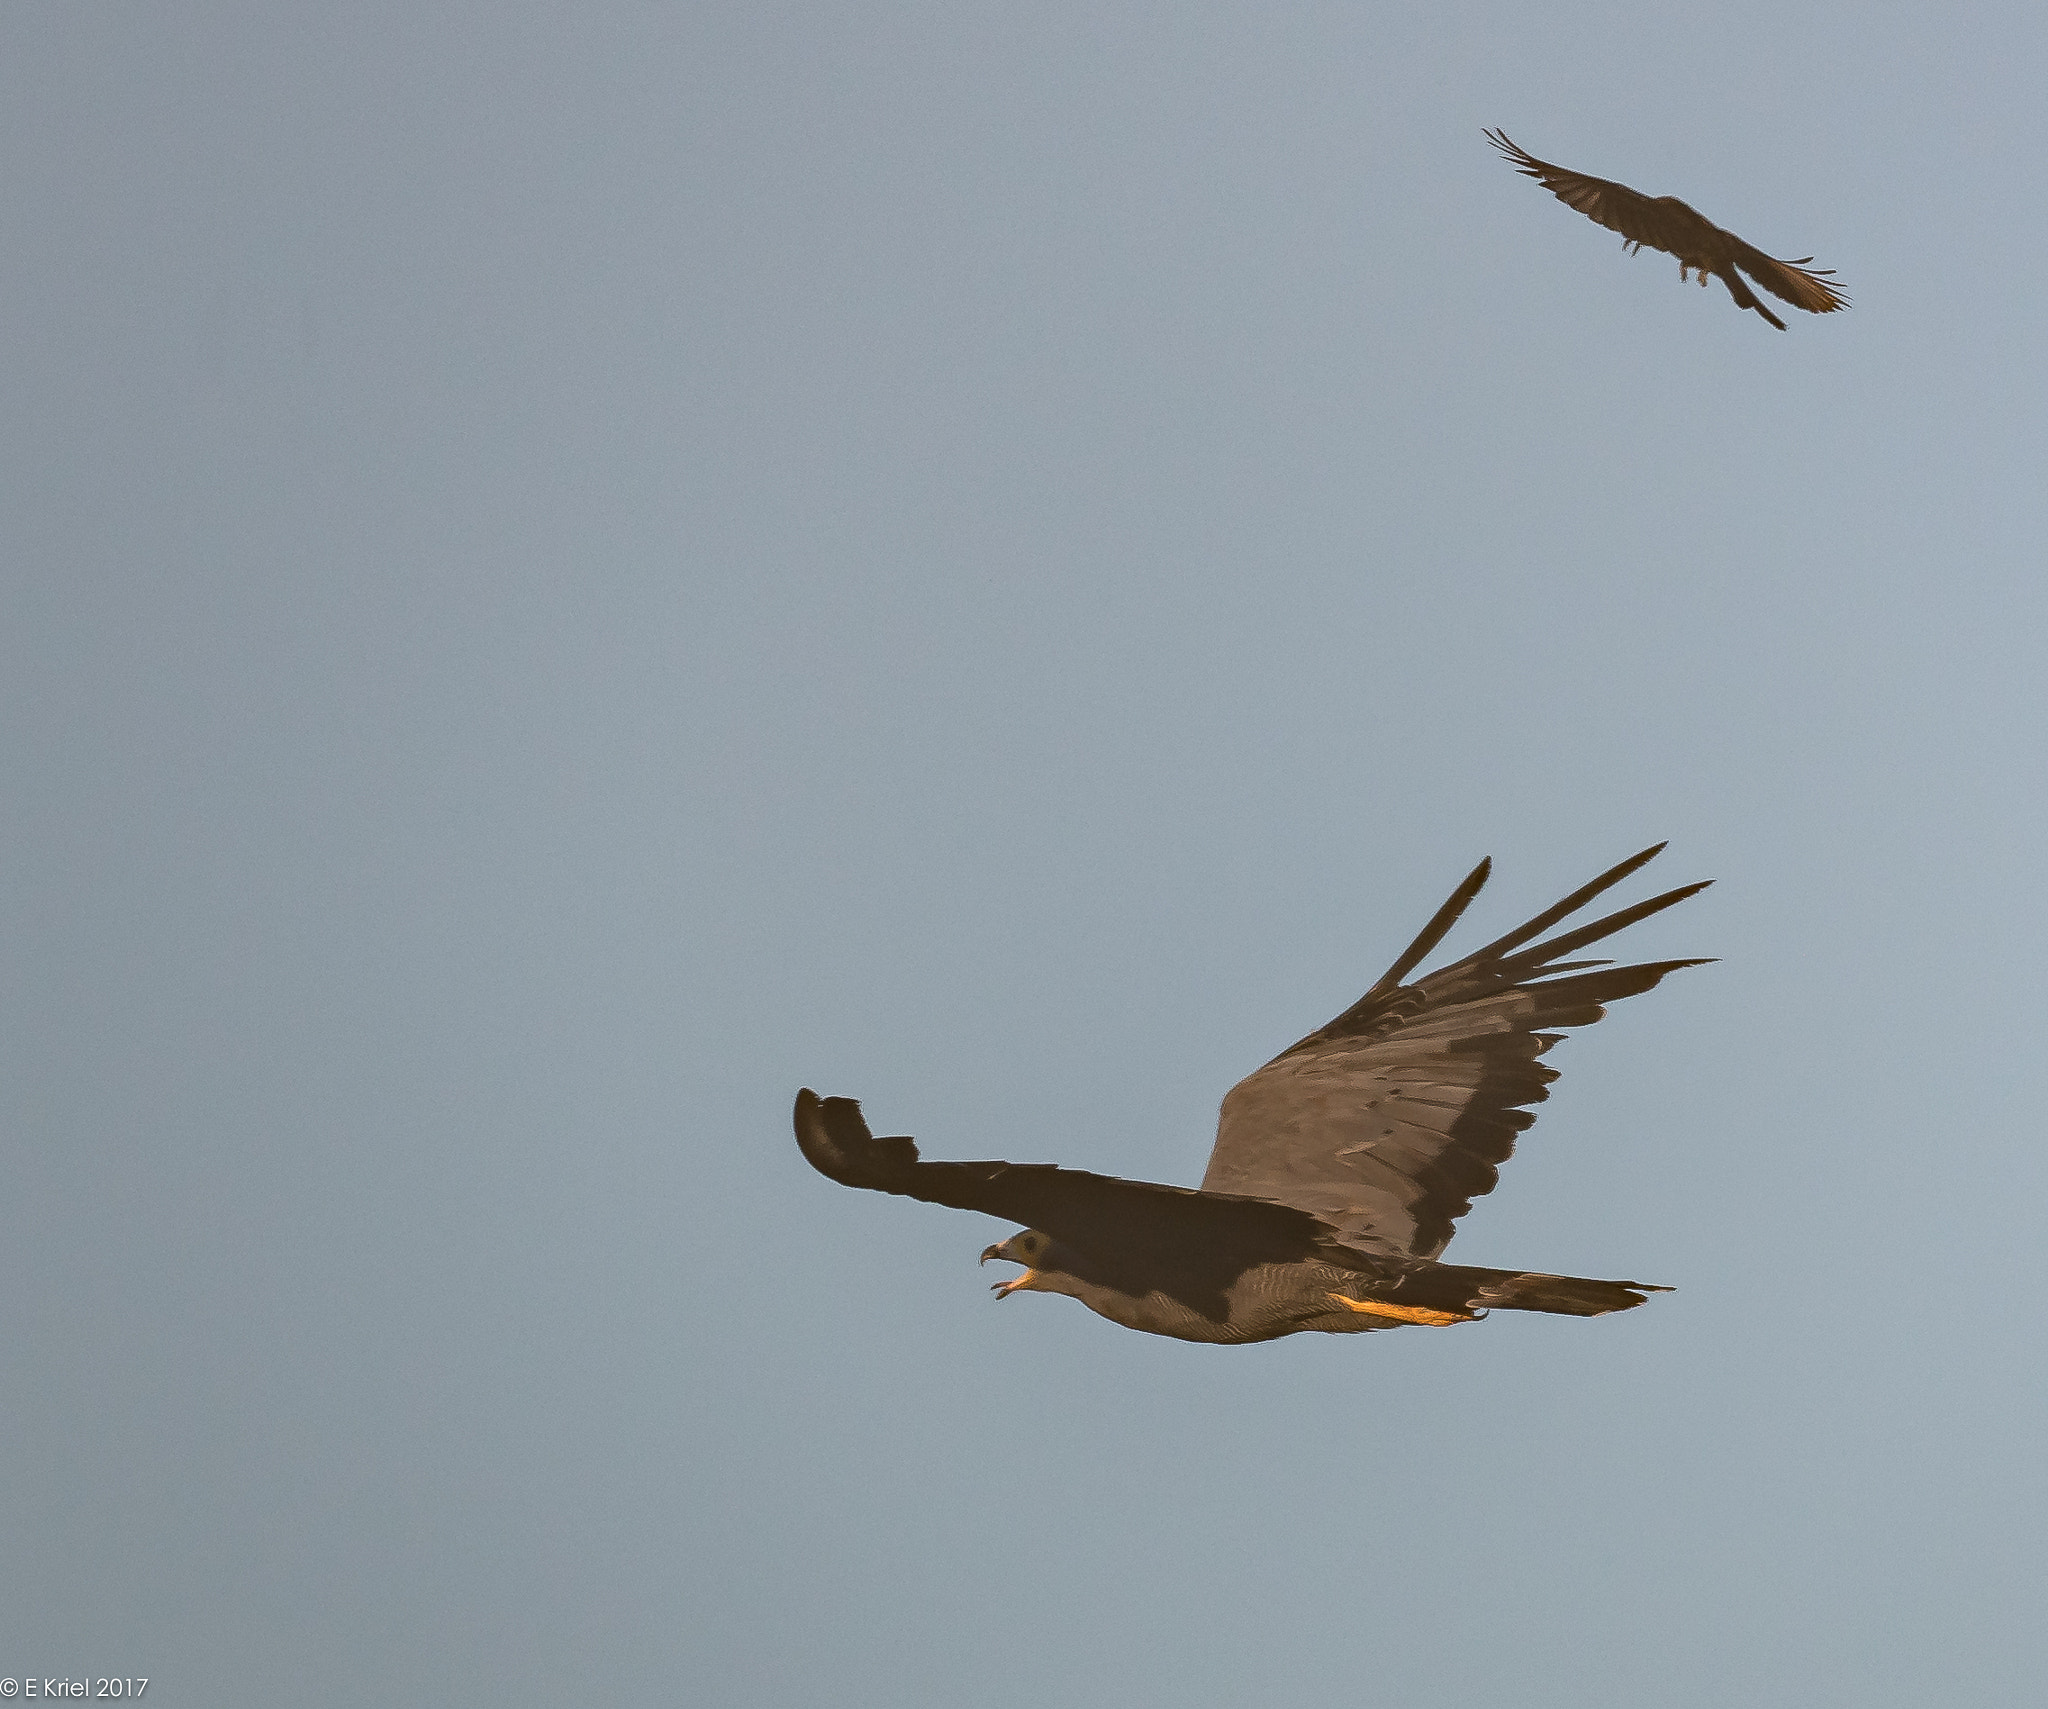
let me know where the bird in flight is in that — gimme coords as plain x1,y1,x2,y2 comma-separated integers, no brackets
794,845,1709,1345
1485,129,1848,329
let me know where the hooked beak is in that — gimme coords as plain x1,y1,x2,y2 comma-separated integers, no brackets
980,1242,1035,1299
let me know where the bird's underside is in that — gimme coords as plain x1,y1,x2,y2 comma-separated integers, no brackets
1486,128,1848,329
793,843,1707,1345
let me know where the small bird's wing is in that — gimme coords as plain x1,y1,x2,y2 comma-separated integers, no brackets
793,1089,1333,1272
1485,129,1710,259
1200,846,1710,1260
1726,238,1850,314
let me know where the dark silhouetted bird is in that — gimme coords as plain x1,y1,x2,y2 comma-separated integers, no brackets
1486,129,1848,329
794,845,1709,1345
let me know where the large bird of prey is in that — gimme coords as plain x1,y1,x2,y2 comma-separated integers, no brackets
794,845,1709,1345
1486,129,1848,329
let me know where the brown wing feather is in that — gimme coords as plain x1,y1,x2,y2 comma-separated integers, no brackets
1485,128,1715,260
792,1089,1334,1273
1200,849,1710,1259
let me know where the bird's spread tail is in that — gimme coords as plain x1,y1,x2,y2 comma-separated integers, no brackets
1440,1264,1671,1317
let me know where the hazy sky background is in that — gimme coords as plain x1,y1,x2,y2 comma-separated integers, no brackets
6,4,2045,1705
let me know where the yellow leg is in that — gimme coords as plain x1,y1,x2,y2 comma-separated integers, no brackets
1326,1292,1471,1327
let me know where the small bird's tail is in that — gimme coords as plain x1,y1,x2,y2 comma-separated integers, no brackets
1435,1264,1672,1317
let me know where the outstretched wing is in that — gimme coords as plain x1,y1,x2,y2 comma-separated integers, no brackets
793,1089,1333,1272
1486,129,1713,259
1728,239,1850,314
1200,845,1710,1259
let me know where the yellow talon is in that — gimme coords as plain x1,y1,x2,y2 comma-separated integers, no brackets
1326,1293,1471,1327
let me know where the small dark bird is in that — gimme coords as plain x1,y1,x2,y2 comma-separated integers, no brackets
794,845,1709,1345
1486,129,1848,329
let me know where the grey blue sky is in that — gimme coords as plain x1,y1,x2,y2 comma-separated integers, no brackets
5,5,2044,1706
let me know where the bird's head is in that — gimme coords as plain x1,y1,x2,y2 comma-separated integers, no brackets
980,1229,1057,1298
